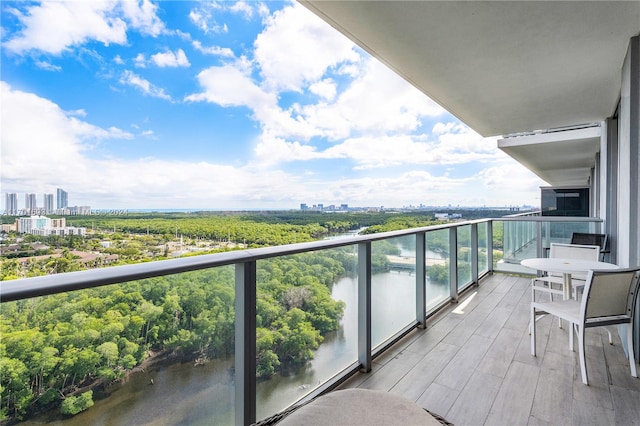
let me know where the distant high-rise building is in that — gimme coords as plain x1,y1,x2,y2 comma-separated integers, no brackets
300,203,308,210
5,193,18,215
44,193,54,214
57,188,68,209
25,193,37,213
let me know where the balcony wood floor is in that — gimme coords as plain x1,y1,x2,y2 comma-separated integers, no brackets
337,273,640,426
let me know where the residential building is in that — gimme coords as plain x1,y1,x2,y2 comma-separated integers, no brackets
15,215,83,236
17,215,50,234
1,223,17,233
4,193,18,215
56,188,68,209
24,193,37,214
51,218,66,228
68,205,91,215
43,193,54,214
31,226,86,237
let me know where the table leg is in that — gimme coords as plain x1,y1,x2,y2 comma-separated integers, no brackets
563,272,572,300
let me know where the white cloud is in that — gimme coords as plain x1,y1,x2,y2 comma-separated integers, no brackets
3,0,166,56
150,49,190,68
67,109,88,118
34,60,61,71
185,64,274,109
120,70,171,100
296,59,445,141
4,2,127,55
119,0,166,37
303,171,468,208
188,4,228,35
433,122,497,155
174,30,192,40
134,53,147,68
192,40,235,58
229,1,254,19
309,79,337,101
254,136,323,166
0,82,312,209
254,3,359,93
114,55,125,65
0,82,541,209
188,0,260,35
478,151,547,191
1,82,132,190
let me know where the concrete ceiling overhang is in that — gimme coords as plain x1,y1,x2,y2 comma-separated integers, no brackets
300,1,640,137
497,125,602,186
301,1,639,186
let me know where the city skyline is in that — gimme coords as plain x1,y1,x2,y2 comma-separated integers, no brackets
1,1,547,210
2,188,90,215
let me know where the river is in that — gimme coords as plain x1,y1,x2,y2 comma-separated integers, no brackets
24,237,447,425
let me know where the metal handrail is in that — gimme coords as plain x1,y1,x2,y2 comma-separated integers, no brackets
0,219,490,302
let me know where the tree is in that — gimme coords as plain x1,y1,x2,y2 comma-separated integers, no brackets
96,342,118,367
60,390,94,416
0,356,32,420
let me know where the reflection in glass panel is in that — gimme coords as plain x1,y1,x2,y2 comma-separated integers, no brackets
457,225,473,290
547,221,593,247
255,247,357,420
371,236,416,348
497,220,537,272
0,267,236,425
492,220,504,269
425,229,450,310
478,222,489,274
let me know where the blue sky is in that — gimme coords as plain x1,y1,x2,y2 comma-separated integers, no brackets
1,0,545,210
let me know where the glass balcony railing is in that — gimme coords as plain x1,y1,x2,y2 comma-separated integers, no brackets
0,215,605,425
492,215,604,274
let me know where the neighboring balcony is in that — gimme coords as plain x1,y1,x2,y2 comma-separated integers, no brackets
1,215,637,425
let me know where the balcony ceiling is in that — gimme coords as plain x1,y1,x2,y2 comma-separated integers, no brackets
497,126,601,186
300,1,640,186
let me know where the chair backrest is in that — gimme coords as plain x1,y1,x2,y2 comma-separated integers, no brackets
582,268,640,325
548,243,600,279
571,232,607,251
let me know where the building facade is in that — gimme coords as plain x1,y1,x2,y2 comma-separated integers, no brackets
56,188,68,209
24,193,37,214
5,193,18,215
43,193,54,214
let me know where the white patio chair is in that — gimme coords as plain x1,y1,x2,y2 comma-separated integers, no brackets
531,243,601,329
531,267,640,385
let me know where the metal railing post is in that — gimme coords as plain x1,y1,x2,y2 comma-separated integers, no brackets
536,221,543,258
416,231,426,328
358,242,372,372
471,223,479,287
235,261,256,426
449,227,458,302
487,220,494,273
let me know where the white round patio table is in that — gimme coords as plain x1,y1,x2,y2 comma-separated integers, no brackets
521,258,619,300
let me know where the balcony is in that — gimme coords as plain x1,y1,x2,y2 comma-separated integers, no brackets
338,272,640,425
2,215,638,425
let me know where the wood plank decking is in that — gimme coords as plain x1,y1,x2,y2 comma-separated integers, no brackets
337,273,640,425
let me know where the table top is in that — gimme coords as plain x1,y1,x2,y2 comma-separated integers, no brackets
521,257,618,274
